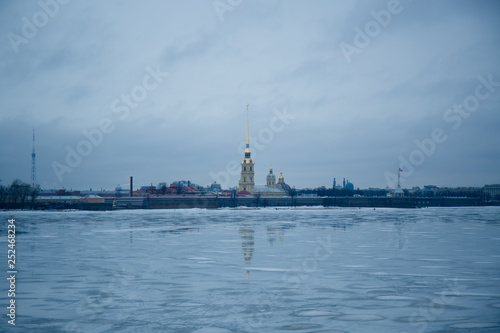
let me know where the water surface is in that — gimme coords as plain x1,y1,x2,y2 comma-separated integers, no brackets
1,207,499,332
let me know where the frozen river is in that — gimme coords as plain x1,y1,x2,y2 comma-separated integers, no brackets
1,207,499,332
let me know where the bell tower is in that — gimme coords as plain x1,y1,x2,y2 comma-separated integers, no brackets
238,105,255,192
267,168,276,187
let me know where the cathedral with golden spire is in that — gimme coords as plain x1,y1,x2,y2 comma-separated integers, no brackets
237,105,290,196
238,105,255,193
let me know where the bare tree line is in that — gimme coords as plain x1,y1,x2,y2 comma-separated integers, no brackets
0,179,40,208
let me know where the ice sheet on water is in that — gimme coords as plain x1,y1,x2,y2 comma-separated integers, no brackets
449,322,500,328
375,295,421,301
335,314,385,321
1,206,499,332
279,323,323,330
244,267,290,272
191,328,232,333
295,310,339,317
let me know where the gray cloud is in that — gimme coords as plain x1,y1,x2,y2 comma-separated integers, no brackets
0,0,499,190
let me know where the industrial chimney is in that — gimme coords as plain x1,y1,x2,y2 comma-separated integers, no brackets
130,176,133,197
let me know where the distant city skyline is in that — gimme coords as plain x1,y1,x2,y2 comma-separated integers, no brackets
1,1,499,190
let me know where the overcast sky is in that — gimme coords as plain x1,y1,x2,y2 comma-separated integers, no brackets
1,0,499,191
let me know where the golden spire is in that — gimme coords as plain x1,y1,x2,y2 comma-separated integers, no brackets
246,104,249,147
244,104,251,157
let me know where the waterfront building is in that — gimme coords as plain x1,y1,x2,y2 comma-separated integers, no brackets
252,168,289,197
35,194,104,203
210,182,222,192
237,105,290,197
253,185,286,197
484,184,500,200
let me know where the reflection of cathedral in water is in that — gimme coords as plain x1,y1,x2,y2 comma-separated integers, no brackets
267,223,296,247
239,223,297,274
266,226,284,247
239,225,255,280
240,222,296,303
